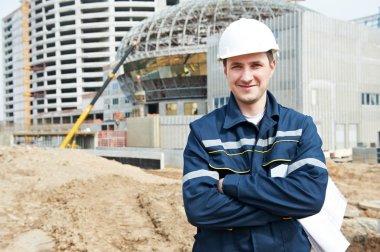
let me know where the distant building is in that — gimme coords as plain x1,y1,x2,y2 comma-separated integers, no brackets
352,7,380,29
2,8,23,126
102,66,133,123
2,0,180,128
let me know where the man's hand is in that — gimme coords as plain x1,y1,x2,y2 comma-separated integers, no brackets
218,178,224,194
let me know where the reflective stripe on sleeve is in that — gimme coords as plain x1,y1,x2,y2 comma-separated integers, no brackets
183,169,219,184
287,158,327,174
270,164,289,178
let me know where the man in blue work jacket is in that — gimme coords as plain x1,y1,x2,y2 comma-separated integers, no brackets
182,18,328,251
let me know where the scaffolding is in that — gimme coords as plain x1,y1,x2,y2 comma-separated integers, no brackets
21,0,31,140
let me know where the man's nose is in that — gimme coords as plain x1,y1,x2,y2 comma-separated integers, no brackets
240,69,254,83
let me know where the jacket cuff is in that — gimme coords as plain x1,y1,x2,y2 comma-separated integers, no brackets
222,174,240,198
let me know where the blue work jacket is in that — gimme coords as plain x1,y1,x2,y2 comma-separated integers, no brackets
183,91,328,252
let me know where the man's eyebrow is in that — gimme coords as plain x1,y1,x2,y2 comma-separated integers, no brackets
230,60,263,66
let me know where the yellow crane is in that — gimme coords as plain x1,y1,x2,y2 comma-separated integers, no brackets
60,41,138,148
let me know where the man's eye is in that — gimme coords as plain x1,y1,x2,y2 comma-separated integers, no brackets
231,65,241,69
252,64,262,68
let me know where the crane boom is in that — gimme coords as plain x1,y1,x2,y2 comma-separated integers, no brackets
60,41,138,148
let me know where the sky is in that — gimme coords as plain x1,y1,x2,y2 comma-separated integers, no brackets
0,0,379,121
299,0,379,21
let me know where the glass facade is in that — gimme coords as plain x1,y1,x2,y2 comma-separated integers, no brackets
123,53,207,101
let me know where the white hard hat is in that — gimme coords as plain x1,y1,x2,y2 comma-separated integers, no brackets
217,18,279,60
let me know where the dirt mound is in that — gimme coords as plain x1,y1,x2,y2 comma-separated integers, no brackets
0,146,379,251
0,146,194,251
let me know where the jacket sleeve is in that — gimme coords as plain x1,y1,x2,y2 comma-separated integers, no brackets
222,116,328,219
183,123,281,229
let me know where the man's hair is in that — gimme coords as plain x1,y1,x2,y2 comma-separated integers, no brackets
222,50,274,67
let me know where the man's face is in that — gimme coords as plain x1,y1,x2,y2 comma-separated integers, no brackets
224,52,276,110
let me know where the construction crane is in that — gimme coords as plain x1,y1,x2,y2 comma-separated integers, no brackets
21,0,31,139
60,41,138,148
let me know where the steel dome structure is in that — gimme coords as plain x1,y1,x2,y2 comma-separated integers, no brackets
115,0,305,105
117,0,303,61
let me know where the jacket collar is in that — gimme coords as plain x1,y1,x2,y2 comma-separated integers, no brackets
223,91,279,129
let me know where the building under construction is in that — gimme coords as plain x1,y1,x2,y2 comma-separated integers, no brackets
1,0,380,162
2,0,180,130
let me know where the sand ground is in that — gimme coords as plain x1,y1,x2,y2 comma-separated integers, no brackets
0,146,379,251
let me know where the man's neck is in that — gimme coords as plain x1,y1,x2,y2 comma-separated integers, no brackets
237,94,267,118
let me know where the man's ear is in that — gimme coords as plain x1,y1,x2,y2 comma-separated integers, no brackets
269,60,276,78
270,59,276,70
223,66,227,76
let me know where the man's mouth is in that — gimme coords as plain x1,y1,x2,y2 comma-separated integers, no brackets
238,84,256,89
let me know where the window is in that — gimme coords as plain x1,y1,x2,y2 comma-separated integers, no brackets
184,102,198,115
166,0,179,5
112,82,119,90
46,90,56,94
362,93,379,106
213,96,229,110
60,1,74,7
60,10,75,17
46,33,55,39
165,103,177,115
62,88,76,93
61,49,76,55
60,20,75,26
62,98,77,103
81,8,108,14
82,28,108,34
60,30,75,36
132,7,154,12
61,59,76,65
61,40,75,46
115,17,130,22
61,69,76,74
82,67,102,72
62,78,76,84
115,27,130,32
47,70,56,76
112,98,119,105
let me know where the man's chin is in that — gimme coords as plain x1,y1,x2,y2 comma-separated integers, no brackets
236,96,259,105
